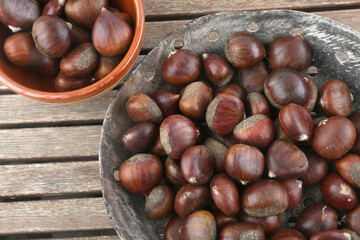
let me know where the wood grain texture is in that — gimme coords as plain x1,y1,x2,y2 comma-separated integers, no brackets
0,198,114,235
0,126,101,162
40,236,119,240
0,161,101,198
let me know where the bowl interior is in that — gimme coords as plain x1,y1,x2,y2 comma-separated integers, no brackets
100,10,360,239
0,0,144,103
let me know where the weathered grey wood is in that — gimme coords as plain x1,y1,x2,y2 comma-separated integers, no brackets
0,198,113,235
0,126,101,162
40,236,119,240
0,161,101,198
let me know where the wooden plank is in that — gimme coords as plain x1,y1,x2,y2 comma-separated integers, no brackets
315,8,360,33
0,161,101,198
40,236,119,240
0,126,101,162
0,198,114,235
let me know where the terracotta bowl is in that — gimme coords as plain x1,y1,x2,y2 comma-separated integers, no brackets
0,0,145,103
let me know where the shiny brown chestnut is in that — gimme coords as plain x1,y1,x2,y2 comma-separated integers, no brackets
319,79,352,117
162,49,200,87
215,83,247,103
36,54,60,76
180,210,216,240
203,53,234,87
264,68,309,109
310,230,352,240
335,153,360,188
118,154,163,195
219,222,265,240
233,114,275,148
165,157,187,186
237,61,269,93
65,0,108,29
42,0,65,16
300,148,328,185
92,8,133,56
150,90,180,117
268,36,311,72
266,140,309,180
270,229,306,240
206,94,245,135
238,213,281,235
210,173,240,216
312,116,356,159
181,145,214,185
213,133,237,148
295,203,338,238
321,172,357,211
55,72,92,91
66,22,91,46
246,92,271,117
121,122,157,154
94,55,122,81
150,135,166,157
279,103,313,142
145,185,174,220
109,8,133,26
160,115,198,159
241,179,289,217
302,77,318,112
213,210,238,230
344,204,360,236
60,42,99,77
174,184,211,219
32,15,72,58
342,229,360,240
203,138,228,173
224,144,264,184
126,93,163,124
350,111,360,155
179,81,213,119
0,0,40,32
281,179,303,210
225,32,266,68
164,215,184,240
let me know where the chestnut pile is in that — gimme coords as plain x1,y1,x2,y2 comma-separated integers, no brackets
118,31,360,240
0,0,133,91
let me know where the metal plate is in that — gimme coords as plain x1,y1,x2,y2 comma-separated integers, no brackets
99,10,360,239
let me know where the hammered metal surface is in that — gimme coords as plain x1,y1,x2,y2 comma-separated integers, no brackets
99,10,360,239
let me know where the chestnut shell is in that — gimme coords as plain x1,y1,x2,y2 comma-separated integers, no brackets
335,153,360,188
145,185,174,220
121,122,157,154
203,53,234,87
246,92,271,117
344,204,360,236
300,148,328,185
164,215,184,240
203,138,228,173
238,213,281,235
165,157,187,186
270,229,306,240
180,210,217,240
126,93,163,124
237,61,269,93
219,222,265,240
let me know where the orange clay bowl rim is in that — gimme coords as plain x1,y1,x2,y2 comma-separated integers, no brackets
0,0,145,104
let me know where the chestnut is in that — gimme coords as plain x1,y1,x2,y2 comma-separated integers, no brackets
219,222,265,240
335,153,360,188
312,116,356,159
281,179,303,210
165,157,187,186
92,8,133,56
160,115,199,159
174,184,211,218
118,154,163,195
302,77,318,112
43,0,65,16
321,172,357,211
150,135,166,157
206,94,245,135
210,173,240,216
266,140,309,180
180,210,216,240
319,79,352,117
0,0,40,32
237,61,269,93
213,210,238,230
264,68,309,109
164,215,184,240
225,32,266,68
67,22,91,46
241,179,289,217
224,144,264,184
145,185,174,220
55,72,92,92
181,145,214,185
179,81,213,119
126,93,163,124
112,11,133,27
310,229,352,240
94,55,121,81
65,0,109,29
36,54,60,77
60,42,99,77
267,35,311,72
270,229,306,240
203,138,228,173
162,49,200,87
233,114,275,148
300,148,328,185
295,202,338,238
32,15,72,58
203,53,234,87
344,204,360,236
342,229,360,240
279,103,313,141
238,213,280,235
215,83,247,104
150,90,180,117
213,133,237,148
246,92,271,117
350,111,360,155
121,122,157,154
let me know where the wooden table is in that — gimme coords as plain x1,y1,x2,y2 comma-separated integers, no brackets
0,1,359,239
